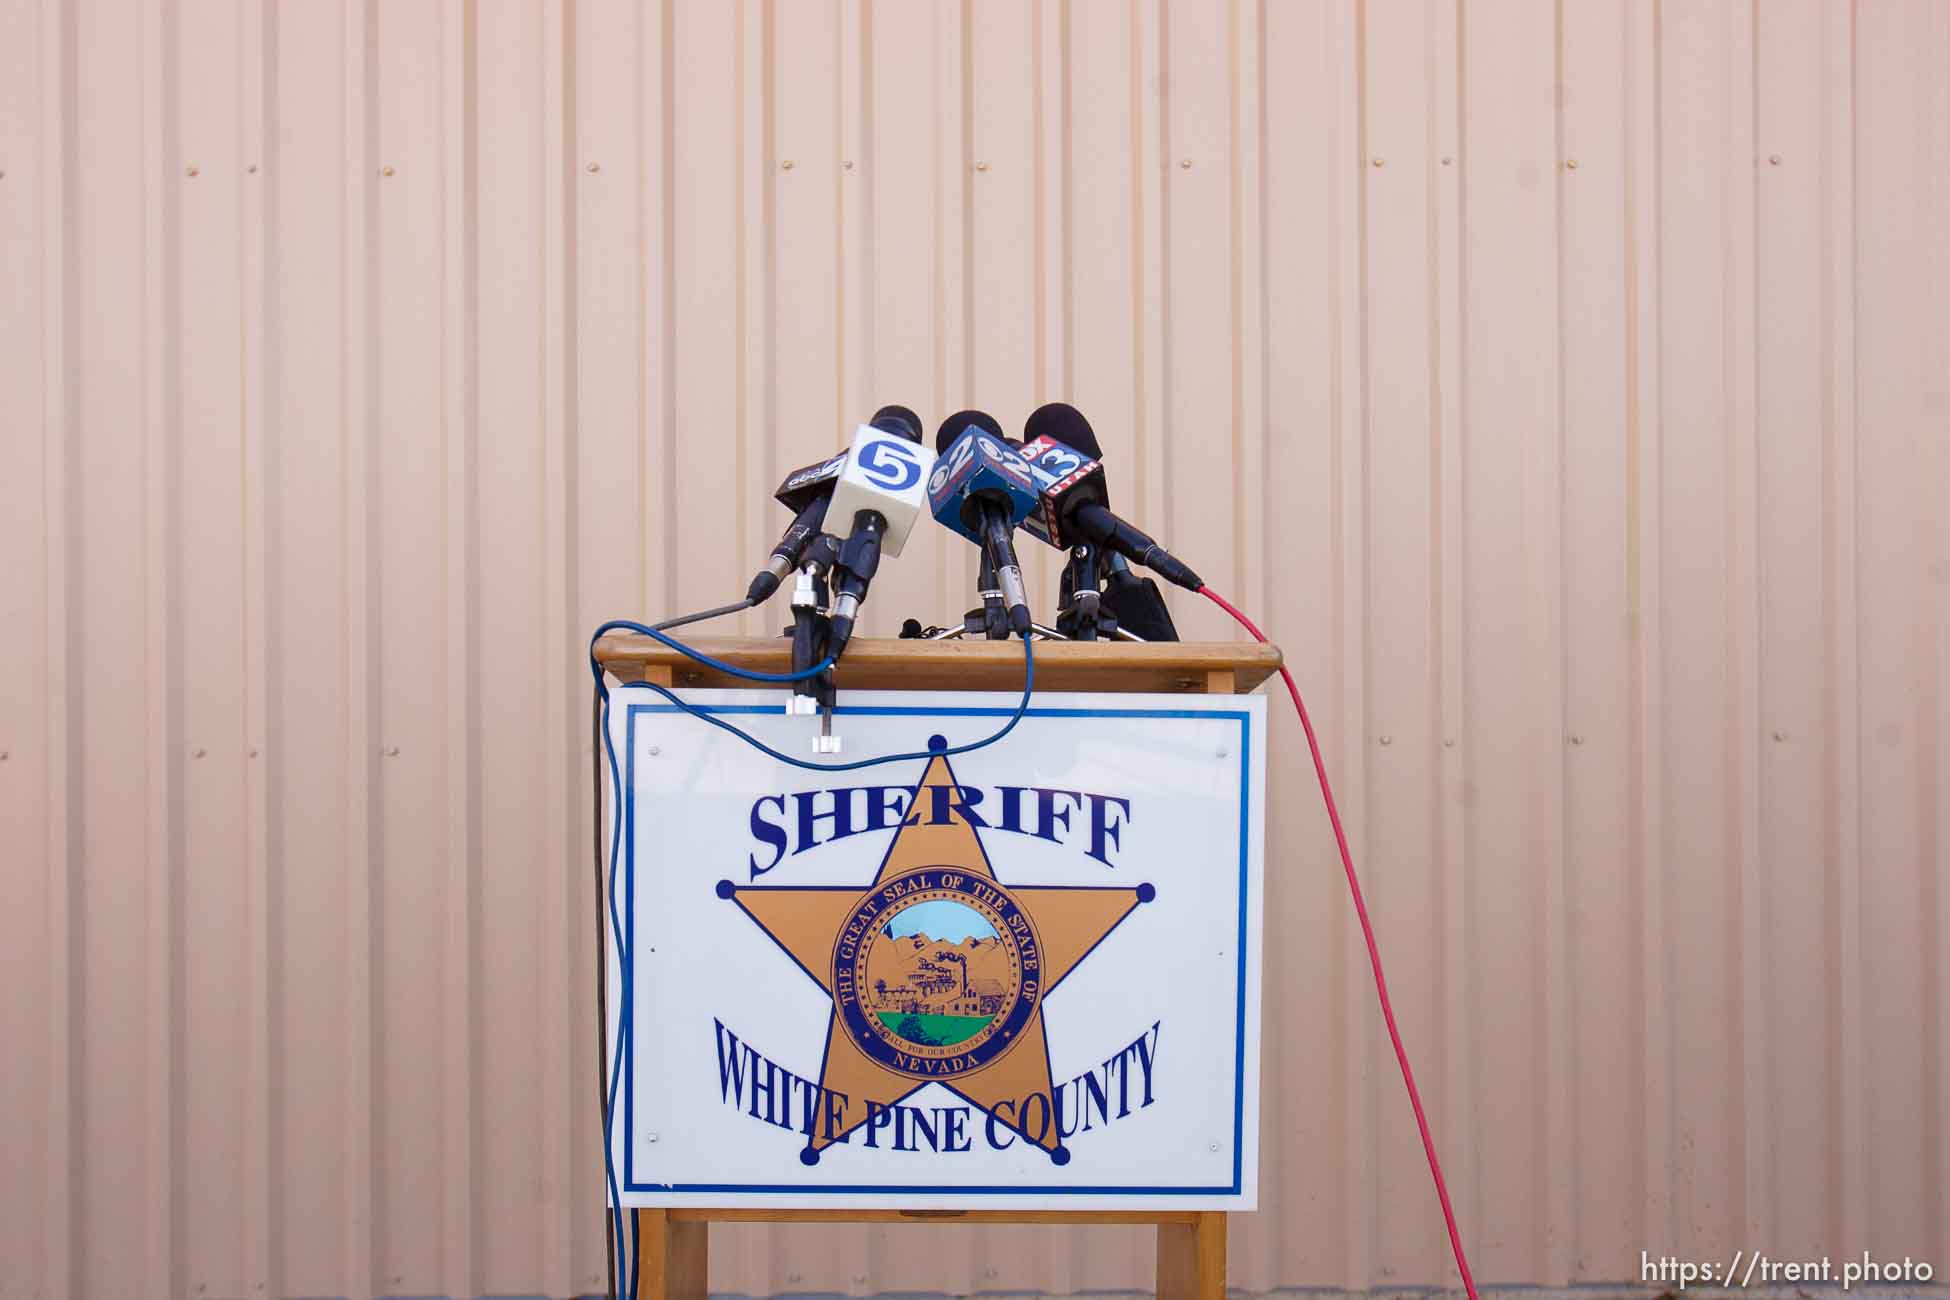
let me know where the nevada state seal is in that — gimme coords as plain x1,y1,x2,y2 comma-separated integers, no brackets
833,867,1041,1080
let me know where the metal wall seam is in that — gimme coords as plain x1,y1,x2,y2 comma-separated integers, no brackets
37,1,79,1295
538,0,582,1287
438,0,481,1294
1339,0,1373,1284
140,1,182,1296
1621,0,1671,1260
1427,0,1472,1276
339,2,378,1294
1817,0,1866,1255
1725,0,1770,1255
239,0,281,1293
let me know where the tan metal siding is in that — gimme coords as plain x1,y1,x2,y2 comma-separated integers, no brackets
1,1,1946,1297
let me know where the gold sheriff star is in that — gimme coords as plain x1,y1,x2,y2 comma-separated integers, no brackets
716,746,1154,1165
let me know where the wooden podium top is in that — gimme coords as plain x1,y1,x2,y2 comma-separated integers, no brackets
593,634,1282,695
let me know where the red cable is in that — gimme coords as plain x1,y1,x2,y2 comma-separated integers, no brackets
1200,585,1479,1300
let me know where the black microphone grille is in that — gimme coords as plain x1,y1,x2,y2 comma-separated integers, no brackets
935,409,1005,453
1024,401,1102,458
869,404,923,442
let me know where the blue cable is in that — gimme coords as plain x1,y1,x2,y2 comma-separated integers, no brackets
591,618,836,682
591,614,833,1300
612,633,1033,772
591,613,1033,1300
600,691,635,1300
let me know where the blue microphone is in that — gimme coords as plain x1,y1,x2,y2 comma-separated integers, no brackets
928,411,1040,635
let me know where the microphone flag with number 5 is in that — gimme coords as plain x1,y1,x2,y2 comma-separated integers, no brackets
826,419,935,557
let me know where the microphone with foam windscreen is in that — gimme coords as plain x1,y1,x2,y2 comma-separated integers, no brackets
824,405,932,653
1017,402,1203,592
927,410,1040,636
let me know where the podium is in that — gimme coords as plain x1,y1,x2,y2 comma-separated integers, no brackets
592,635,1281,1300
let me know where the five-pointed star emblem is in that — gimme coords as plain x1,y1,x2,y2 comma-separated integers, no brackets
716,746,1154,1165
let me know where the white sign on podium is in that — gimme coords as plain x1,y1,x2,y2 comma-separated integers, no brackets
602,688,1266,1210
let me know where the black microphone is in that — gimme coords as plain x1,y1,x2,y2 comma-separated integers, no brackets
746,406,924,605
930,411,1038,635
869,403,923,441
936,408,1005,443
749,459,845,603
826,406,929,652
1019,403,1203,591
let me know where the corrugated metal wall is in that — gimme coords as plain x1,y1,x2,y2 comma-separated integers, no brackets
3,1,1947,1297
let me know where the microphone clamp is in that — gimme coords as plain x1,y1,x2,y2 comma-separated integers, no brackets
790,567,824,612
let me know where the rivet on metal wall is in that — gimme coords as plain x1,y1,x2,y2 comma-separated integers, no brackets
1370,156,1385,167
780,159,794,170
1772,730,1788,742
974,160,989,171
381,165,395,176
192,747,206,758
1768,154,1783,166
1568,734,1584,746
1443,737,1456,748
185,165,200,177
648,746,661,757
1440,156,1453,166
246,163,258,174
586,161,600,173
385,745,401,757
1180,158,1192,169
843,160,854,171
1378,735,1392,746
1565,158,1580,170
249,747,259,758
0,750,10,760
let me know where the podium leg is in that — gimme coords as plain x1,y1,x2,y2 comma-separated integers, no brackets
638,1208,708,1300
1156,1211,1226,1300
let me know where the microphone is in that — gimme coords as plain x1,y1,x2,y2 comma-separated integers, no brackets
745,405,925,606
927,410,1040,635
825,406,932,652
748,449,849,603
1017,402,1203,591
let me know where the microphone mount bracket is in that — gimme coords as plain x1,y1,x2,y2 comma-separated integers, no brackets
786,558,837,725
1058,543,1118,642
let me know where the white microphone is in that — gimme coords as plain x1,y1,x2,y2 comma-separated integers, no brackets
826,407,933,651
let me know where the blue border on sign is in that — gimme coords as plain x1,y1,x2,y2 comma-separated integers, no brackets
615,696,1253,1197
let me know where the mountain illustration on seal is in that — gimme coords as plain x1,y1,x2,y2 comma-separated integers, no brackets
860,901,1014,1048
